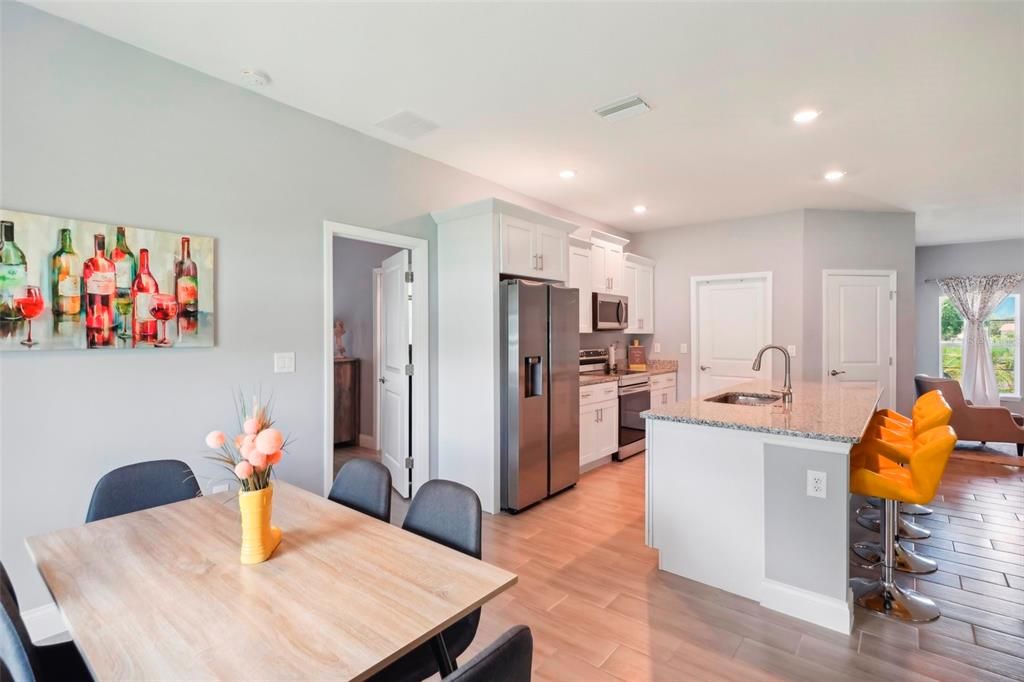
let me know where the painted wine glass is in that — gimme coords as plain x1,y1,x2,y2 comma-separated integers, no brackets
150,293,178,348
15,285,44,347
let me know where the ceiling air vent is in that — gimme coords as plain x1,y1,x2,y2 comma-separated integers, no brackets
375,111,439,141
594,95,651,121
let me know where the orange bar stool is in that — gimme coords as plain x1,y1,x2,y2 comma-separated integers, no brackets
852,426,946,574
850,425,956,621
859,392,952,526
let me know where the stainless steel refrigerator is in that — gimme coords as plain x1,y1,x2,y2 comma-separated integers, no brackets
500,280,580,513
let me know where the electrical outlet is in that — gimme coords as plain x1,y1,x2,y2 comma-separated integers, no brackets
653,342,661,353
679,343,688,354
787,344,797,357
274,352,295,373
807,470,827,498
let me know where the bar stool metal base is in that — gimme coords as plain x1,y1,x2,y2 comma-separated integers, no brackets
856,506,931,540
851,541,938,574
865,497,932,516
851,577,940,622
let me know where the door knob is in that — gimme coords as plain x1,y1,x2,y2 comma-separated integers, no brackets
700,365,711,371
830,369,846,376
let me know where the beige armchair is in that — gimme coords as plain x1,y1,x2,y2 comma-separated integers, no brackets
915,375,1024,456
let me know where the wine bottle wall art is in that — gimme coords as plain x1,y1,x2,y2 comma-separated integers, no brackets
0,209,214,351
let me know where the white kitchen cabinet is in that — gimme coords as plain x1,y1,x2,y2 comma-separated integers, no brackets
624,254,655,334
589,232,628,293
568,240,592,333
650,373,676,409
499,215,536,277
580,383,619,467
580,398,619,467
499,214,568,281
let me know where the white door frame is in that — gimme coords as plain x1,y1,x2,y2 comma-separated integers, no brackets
323,221,430,498
821,269,897,402
371,267,383,452
689,272,774,398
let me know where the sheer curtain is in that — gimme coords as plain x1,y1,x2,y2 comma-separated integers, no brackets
937,274,1023,406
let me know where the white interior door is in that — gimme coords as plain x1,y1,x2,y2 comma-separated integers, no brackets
380,250,411,497
824,272,894,408
695,276,770,396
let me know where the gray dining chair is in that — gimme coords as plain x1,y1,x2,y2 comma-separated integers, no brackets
327,459,392,522
1,562,92,682
368,480,483,682
444,625,533,682
85,460,200,522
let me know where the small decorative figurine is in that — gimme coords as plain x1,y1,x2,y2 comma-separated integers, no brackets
333,320,347,358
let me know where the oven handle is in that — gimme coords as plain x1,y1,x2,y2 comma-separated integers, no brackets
619,385,650,396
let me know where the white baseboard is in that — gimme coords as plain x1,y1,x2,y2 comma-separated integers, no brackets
760,579,853,635
358,433,377,450
22,602,68,643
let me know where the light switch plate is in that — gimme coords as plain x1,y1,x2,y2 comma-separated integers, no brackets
653,342,661,353
274,352,295,373
787,345,798,357
807,470,827,498
679,343,688,354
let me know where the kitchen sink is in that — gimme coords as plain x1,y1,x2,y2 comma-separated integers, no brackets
705,391,780,406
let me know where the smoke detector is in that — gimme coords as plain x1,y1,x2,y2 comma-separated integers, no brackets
375,110,439,141
241,69,271,87
595,95,651,121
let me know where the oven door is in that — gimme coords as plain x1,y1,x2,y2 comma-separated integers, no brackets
617,383,649,455
592,293,628,330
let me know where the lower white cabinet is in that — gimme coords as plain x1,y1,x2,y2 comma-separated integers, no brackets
650,373,677,409
580,385,619,467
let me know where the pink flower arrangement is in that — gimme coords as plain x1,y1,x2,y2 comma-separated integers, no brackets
205,392,289,492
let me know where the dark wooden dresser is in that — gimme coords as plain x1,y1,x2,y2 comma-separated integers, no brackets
333,357,360,445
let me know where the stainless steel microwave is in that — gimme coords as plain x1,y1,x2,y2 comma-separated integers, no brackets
592,292,628,330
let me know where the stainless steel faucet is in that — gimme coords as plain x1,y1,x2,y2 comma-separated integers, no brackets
752,345,793,405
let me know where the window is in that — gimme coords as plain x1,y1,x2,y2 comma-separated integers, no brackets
940,294,1020,398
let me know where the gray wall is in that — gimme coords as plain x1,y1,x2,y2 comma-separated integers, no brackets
802,210,917,412
629,209,917,412
627,210,807,397
332,238,402,441
0,2,619,610
916,238,1024,414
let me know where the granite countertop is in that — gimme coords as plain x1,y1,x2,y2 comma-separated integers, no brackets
578,364,678,387
641,379,880,443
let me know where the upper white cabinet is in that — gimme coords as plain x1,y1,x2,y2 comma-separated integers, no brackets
499,214,568,282
624,253,655,334
568,238,592,333
590,233,627,294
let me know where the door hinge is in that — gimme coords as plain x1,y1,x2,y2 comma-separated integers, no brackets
404,457,414,469
889,357,893,366
889,291,895,300
405,271,414,283
404,364,415,376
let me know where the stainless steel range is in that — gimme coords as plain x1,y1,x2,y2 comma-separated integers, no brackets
579,348,650,461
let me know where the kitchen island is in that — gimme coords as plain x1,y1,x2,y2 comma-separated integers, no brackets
642,379,880,634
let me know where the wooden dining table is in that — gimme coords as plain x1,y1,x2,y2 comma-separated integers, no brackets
26,481,517,681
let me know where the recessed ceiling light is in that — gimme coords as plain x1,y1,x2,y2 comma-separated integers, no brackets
240,68,271,87
559,169,576,180
824,170,846,182
633,205,647,215
793,109,820,124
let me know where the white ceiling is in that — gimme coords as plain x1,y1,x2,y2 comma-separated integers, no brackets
29,1,1024,245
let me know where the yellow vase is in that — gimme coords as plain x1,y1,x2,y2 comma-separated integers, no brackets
239,484,282,565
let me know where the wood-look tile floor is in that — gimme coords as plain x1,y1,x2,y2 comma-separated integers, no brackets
456,453,1023,682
